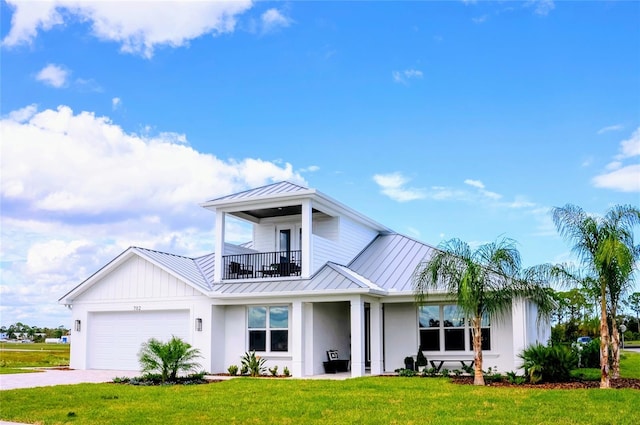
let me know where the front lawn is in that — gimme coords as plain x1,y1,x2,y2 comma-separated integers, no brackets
1,376,639,425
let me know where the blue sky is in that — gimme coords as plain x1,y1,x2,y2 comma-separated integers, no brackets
1,0,639,328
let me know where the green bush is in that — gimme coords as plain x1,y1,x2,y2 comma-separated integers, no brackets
519,343,577,383
138,336,202,383
240,351,266,377
398,368,416,377
227,365,238,376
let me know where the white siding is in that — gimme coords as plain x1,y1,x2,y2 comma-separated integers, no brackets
383,303,418,372
253,223,276,252
224,306,246,369
78,257,204,301
312,217,378,272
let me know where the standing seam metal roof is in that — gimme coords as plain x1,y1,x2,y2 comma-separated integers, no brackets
90,232,437,298
205,181,309,203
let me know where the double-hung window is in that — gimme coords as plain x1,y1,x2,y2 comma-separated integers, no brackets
248,306,289,352
418,304,491,351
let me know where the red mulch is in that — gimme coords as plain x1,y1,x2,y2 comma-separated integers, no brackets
450,376,640,389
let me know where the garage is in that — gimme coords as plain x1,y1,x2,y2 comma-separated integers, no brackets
87,310,190,370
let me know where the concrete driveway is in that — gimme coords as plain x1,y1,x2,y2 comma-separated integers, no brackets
0,368,137,391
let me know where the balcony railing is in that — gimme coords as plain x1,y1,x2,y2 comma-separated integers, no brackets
222,250,302,280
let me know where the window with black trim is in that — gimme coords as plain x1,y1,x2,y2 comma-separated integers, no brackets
418,305,491,351
248,306,289,352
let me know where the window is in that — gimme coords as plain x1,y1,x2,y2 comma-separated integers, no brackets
248,306,289,352
418,305,491,351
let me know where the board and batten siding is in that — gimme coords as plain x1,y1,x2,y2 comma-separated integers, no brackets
313,216,378,271
77,256,205,301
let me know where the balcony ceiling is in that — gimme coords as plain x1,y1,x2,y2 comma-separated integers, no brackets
240,205,322,220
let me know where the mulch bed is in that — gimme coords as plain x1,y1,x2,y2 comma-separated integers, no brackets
450,376,640,389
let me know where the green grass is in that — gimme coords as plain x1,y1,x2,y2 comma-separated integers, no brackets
1,377,639,425
1,350,638,424
0,343,70,371
571,350,640,381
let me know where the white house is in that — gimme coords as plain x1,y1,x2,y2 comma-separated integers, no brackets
59,181,550,377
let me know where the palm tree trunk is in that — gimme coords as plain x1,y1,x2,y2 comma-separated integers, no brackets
599,282,610,388
472,317,484,386
610,318,620,379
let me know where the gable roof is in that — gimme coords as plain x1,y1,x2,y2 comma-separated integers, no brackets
60,232,436,304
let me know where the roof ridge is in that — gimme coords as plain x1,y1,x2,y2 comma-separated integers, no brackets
133,246,196,260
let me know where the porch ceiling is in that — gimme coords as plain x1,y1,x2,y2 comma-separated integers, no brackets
236,205,322,220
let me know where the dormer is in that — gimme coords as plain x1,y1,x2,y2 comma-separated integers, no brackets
200,181,391,283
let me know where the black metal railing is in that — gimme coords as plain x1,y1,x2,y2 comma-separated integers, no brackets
223,250,302,280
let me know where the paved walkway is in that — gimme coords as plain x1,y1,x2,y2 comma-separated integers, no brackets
0,368,138,391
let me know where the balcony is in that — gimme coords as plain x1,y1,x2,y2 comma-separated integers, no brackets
222,250,302,280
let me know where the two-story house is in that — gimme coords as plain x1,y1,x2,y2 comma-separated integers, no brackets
59,181,550,377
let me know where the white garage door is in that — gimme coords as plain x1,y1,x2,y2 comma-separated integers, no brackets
87,310,190,370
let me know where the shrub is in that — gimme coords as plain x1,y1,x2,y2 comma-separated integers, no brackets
240,364,248,375
506,371,526,385
269,365,278,376
227,365,238,376
240,351,266,377
283,366,290,377
519,343,577,383
398,368,416,377
416,350,427,368
138,336,202,383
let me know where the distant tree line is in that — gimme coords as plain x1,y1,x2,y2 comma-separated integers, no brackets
0,322,70,342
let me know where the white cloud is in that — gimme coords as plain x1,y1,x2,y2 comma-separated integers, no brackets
0,104,308,326
464,178,502,200
2,0,253,58
261,8,292,33
592,165,640,192
300,165,320,173
112,97,122,110
464,179,485,189
526,0,555,16
1,104,306,216
597,124,623,135
392,69,423,85
592,127,640,192
616,128,640,159
35,64,69,88
472,15,489,24
373,173,426,202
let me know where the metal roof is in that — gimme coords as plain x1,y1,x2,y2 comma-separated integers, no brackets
348,233,437,292
135,247,211,292
205,181,310,203
126,233,437,297
209,262,381,296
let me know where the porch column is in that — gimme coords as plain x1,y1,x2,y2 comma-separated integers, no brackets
301,199,312,278
511,299,527,370
292,301,304,377
214,211,225,282
370,300,384,375
350,296,365,377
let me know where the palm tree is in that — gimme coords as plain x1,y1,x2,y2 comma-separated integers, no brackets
413,237,555,386
552,204,639,388
138,336,202,382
